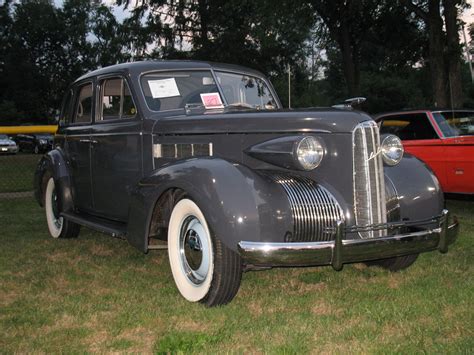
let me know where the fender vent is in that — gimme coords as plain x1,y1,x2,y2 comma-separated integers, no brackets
267,173,344,242
153,143,213,159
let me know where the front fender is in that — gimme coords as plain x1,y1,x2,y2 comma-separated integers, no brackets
127,158,293,253
34,148,74,213
385,153,444,221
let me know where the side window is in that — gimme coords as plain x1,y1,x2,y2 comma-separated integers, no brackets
100,77,137,121
60,89,73,125
74,83,93,123
123,82,137,117
380,113,438,140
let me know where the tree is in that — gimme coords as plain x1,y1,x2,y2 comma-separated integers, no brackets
400,0,466,108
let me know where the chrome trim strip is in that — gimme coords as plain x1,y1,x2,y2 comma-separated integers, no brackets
238,210,458,269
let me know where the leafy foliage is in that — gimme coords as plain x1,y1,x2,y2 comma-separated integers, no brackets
0,0,471,124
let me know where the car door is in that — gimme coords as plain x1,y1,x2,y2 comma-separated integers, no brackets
379,112,447,189
90,75,142,221
432,111,474,194
64,81,95,212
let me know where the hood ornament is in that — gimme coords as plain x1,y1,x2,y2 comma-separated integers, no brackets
332,97,367,110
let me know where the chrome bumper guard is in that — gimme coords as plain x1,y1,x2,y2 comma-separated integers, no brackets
238,210,459,270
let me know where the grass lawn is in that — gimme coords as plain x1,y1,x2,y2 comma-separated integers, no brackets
0,154,40,193
0,198,472,353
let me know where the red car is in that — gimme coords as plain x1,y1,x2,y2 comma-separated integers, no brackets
376,109,474,194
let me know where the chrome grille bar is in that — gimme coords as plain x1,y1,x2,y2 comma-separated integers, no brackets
268,173,344,242
352,121,387,238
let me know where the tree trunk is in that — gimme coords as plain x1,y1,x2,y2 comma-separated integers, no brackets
312,0,361,97
338,17,360,97
428,0,448,108
443,0,463,108
196,0,210,51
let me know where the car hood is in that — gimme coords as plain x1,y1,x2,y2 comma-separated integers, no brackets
151,108,373,135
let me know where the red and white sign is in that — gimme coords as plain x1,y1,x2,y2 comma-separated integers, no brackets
200,93,224,109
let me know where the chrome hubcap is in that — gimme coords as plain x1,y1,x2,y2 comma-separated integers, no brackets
179,216,210,285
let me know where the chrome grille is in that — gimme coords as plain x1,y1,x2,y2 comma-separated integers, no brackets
352,121,387,238
268,173,344,242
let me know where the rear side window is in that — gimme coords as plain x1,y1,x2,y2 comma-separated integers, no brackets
100,77,137,120
74,83,93,124
380,113,438,140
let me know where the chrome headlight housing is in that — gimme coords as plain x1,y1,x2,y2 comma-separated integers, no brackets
381,135,404,166
295,136,324,170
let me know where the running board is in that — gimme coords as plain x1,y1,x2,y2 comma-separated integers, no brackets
61,211,127,238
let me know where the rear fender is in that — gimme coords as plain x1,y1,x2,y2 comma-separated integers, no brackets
34,148,74,213
127,157,293,253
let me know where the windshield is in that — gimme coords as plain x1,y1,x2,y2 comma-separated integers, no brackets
0,134,8,140
214,71,277,110
140,70,277,112
433,111,474,137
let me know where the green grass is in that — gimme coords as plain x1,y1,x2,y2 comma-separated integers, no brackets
0,198,473,353
0,154,40,193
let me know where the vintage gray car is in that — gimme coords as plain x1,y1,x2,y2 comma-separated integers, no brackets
35,61,458,306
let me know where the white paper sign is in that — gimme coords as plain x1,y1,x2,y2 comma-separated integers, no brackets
148,78,180,98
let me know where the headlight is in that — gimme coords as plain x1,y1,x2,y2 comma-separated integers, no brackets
295,136,324,170
381,135,404,166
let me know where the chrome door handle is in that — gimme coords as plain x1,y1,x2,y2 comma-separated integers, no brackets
79,139,98,144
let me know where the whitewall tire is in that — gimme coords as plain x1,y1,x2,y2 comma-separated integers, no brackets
43,175,80,239
168,199,214,302
167,197,242,306
45,177,64,238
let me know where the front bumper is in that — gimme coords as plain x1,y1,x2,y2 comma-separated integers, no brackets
238,210,459,270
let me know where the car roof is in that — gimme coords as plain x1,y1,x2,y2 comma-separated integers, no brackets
74,60,267,83
374,108,474,121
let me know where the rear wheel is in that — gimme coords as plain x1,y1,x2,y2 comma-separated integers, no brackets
44,176,80,239
366,254,419,272
168,198,242,306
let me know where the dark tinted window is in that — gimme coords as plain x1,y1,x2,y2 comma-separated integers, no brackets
380,113,438,140
100,78,137,120
74,83,93,123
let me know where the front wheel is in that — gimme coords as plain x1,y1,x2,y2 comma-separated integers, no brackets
44,176,80,239
168,198,242,306
366,254,419,272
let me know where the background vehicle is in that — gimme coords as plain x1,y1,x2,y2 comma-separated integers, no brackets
34,61,458,306
14,133,54,154
0,134,19,154
376,110,474,194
